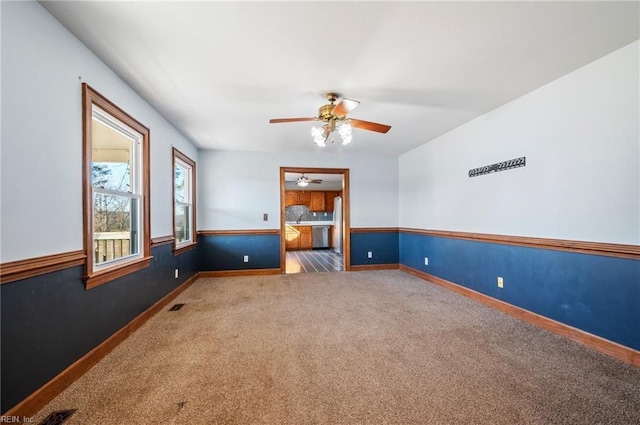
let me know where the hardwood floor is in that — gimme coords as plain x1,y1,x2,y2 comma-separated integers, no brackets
286,249,343,273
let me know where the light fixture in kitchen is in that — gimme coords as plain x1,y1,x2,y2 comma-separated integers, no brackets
285,173,323,187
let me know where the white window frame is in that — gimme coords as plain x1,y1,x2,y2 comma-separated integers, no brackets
91,107,144,270
173,148,197,254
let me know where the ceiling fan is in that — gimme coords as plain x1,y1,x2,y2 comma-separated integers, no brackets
286,173,323,187
270,92,391,147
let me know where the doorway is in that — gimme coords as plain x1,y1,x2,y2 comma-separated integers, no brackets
280,167,350,273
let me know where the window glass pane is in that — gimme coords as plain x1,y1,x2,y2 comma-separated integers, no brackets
175,204,190,244
92,162,131,191
93,193,139,264
92,116,133,192
175,164,187,203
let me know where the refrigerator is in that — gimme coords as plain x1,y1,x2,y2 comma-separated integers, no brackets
332,196,342,254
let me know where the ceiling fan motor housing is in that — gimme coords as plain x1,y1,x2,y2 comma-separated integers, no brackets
318,103,335,120
317,92,343,121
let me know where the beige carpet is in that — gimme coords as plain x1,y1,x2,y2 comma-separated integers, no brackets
33,271,640,424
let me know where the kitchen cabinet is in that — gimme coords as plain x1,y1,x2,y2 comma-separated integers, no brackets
285,191,311,207
285,225,299,250
285,191,298,207
329,225,334,249
298,192,311,203
286,190,340,212
325,191,341,212
309,192,325,212
285,225,312,250
299,227,313,249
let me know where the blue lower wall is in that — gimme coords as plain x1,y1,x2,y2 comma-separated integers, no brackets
350,231,399,266
198,231,400,269
0,244,198,413
399,232,640,351
199,234,281,271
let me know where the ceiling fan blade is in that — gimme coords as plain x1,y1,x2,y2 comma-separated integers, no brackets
269,117,317,124
309,180,323,183
332,98,360,117
349,119,391,134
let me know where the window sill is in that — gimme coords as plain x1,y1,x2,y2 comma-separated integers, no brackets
173,242,197,256
84,256,153,290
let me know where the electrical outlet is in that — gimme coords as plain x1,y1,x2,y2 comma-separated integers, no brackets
498,277,504,288
424,257,429,266
243,255,249,263
263,213,268,221
174,269,179,279
367,251,372,259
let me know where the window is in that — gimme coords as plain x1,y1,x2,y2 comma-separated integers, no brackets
173,148,196,253
83,84,151,289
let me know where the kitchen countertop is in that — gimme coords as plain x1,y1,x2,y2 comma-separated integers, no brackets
286,221,334,226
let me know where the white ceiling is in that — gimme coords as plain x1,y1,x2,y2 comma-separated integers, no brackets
41,1,639,157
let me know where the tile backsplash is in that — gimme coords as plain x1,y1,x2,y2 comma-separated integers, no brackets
286,205,333,222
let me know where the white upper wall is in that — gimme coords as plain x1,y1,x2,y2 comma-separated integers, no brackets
400,41,640,245
1,1,198,262
198,150,399,230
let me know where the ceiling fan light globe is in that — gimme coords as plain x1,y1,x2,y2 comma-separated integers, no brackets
312,126,327,147
341,134,353,145
297,180,309,187
312,135,326,147
339,122,352,138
